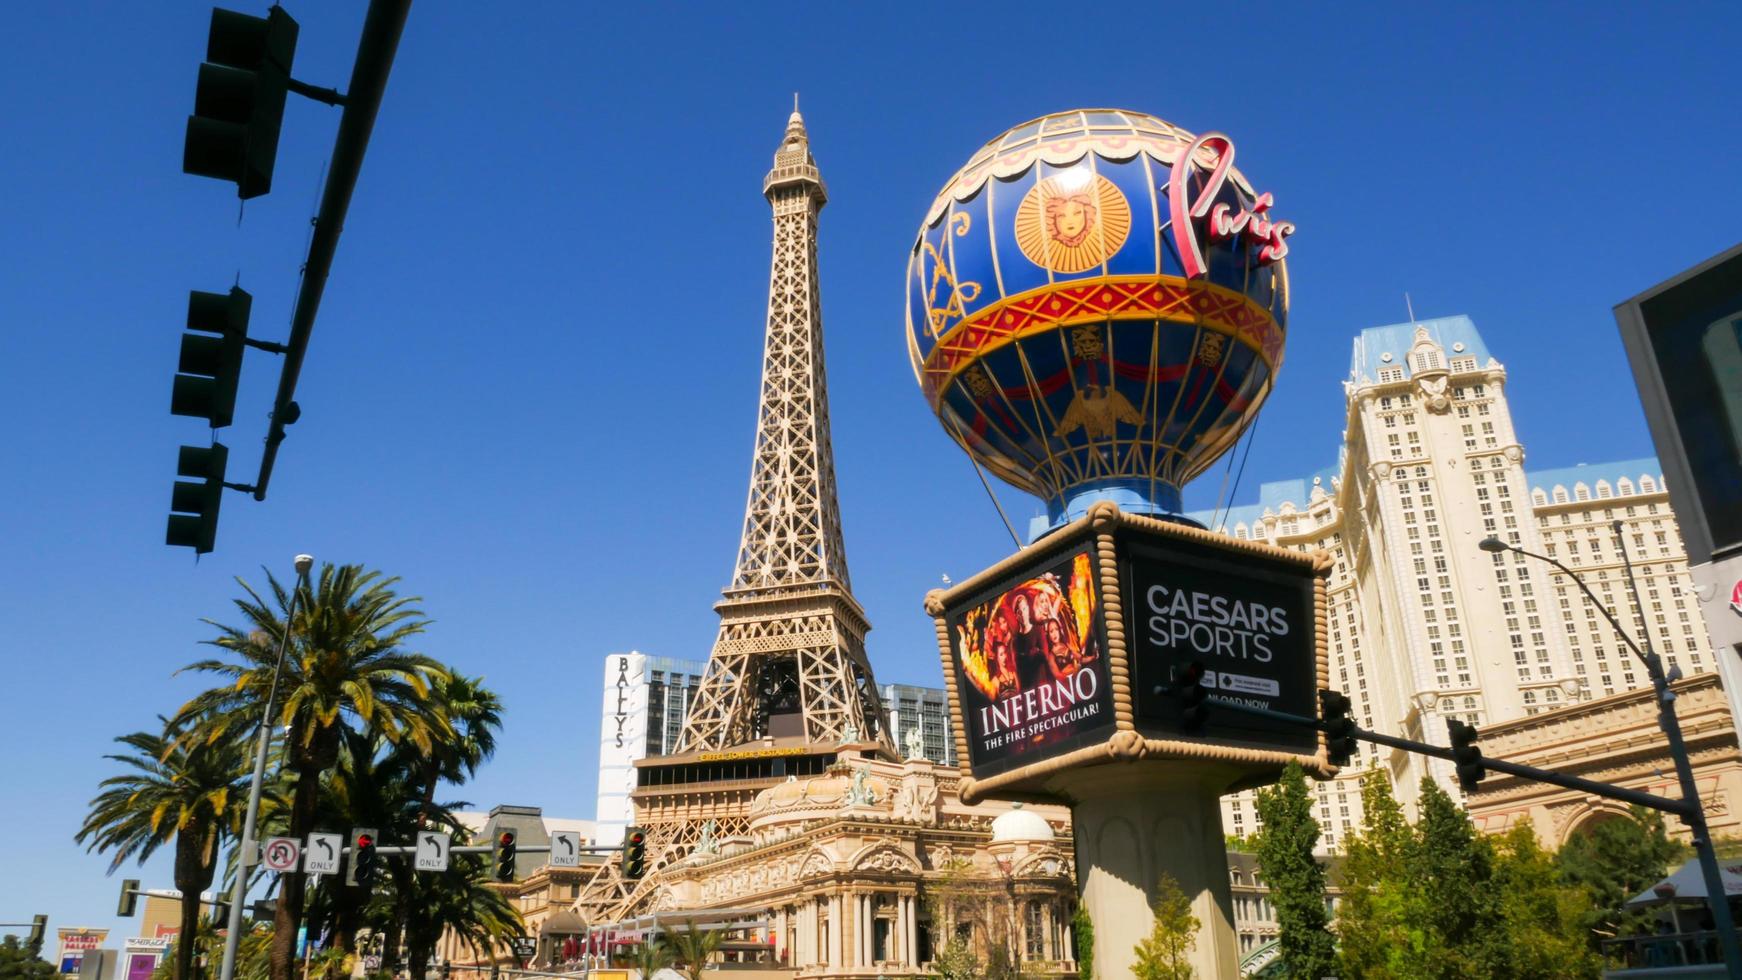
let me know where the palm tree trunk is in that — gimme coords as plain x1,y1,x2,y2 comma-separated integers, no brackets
270,763,324,980
172,835,213,980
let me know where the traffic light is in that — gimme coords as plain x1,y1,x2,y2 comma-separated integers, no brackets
171,287,252,429
352,832,378,886
183,6,298,199
1319,689,1358,768
1447,719,1486,793
494,831,517,882
166,443,230,554
1174,661,1210,732
26,915,46,956
117,879,141,917
621,827,646,881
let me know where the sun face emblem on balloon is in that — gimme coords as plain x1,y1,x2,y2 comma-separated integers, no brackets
1014,168,1131,274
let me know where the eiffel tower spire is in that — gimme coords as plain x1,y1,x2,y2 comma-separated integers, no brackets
679,108,890,753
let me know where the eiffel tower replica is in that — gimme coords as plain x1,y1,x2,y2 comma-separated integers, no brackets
575,106,893,923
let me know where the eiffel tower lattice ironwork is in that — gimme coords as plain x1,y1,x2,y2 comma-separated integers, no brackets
677,107,891,754
568,108,892,926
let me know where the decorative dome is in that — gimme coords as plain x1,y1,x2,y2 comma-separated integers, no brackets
990,803,1055,844
906,109,1294,529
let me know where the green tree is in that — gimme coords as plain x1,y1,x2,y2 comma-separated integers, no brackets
1253,762,1337,979
0,935,56,980
76,718,248,980
1131,873,1197,980
1478,825,1600,979
627,938,675,979
1557,806,1683,951
394,849,523,980
930,934,981,980
1333,768,1429,979
174,564,451,980
664,920,724,980
1071,904,1093,980
1416,778,1494,978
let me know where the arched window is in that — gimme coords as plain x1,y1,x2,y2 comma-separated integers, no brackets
1533,489,1548,505
1463,696,1477,710
1554,487,1569,503
1596,481,1612,499
1575,484,1590,501
1641,476,1657,492
1618,478,1634,495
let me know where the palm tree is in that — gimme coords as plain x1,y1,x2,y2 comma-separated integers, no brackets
627,938,676,978
664,921,724,980
174,563,452,980
405,674,502,827
77,718,248,980
393,851,524,980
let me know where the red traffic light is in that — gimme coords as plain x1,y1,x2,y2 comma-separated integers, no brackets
356,833,373,847
499,831,516,845
628,831,645,844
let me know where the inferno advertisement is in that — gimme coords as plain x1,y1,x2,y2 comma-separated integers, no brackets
947,548,1115,778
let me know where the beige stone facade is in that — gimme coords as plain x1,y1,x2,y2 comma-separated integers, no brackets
1465,672,1742,846
1201,316,1725,848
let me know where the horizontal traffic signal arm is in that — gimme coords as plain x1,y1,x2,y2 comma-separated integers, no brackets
1199,691,1696,820
324,841,616,855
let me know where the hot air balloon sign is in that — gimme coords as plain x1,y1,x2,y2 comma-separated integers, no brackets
907,110,1294,528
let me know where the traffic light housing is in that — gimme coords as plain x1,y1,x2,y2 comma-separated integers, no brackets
1448,719,1486,793
184,6,298,199
117,879,141,917
166,443,229,554
493,831,517,882
621,827,647,881
1319,689,1358,768
27,915,46,956
171,287,252,429
352,832,378,886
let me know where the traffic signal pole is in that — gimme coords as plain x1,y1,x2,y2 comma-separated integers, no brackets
217,556,312,980
250,0,411,502
1202,696,1697,818
1479,530,1742,975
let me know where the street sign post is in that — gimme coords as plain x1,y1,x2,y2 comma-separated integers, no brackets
304,833,342,875
548,831,580,868
261,838,301,874
414,832,450,872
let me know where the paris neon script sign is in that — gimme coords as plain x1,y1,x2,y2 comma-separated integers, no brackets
1168,132,1295,280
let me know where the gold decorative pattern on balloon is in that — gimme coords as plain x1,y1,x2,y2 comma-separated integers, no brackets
1198,332,1226,367
1070,324,1103,361
1014,170,1131,274
922,212,981,339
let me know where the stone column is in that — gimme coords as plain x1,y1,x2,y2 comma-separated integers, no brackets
860,894,871,966
1049,763,1241,980
829,892,843,967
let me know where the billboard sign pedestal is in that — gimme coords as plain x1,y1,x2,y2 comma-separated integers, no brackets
928,502,1333,979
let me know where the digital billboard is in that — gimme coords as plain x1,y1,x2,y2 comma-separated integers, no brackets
946,548,1116,778
1123,537,1318,754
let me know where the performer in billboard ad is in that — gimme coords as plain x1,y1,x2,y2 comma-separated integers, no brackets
949,549,1115,776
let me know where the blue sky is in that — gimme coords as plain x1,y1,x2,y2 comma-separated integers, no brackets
3,0,1739,946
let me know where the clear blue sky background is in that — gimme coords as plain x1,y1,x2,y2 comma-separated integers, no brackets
3,0,1739,946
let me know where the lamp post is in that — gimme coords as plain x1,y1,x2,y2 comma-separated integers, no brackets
1478,530,1741,972
218,554,315,980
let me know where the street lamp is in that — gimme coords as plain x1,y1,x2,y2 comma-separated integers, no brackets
1479,530,1742,972
218,554,315,980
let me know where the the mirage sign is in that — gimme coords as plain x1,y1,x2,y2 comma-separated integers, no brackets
1125,538,1318,754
